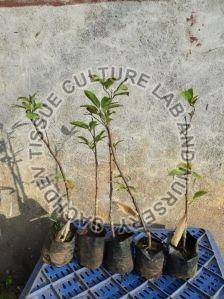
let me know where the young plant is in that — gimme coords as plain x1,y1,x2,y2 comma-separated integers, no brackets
77,74,151,246
70,118,106,220
15,94,74,241
168,89,207,248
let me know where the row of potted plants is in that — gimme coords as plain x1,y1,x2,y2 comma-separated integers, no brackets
15,75,206,280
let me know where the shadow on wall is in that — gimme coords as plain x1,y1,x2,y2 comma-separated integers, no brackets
0,122,51,285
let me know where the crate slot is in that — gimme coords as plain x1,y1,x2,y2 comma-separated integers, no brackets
27,286,59,299
130,282,168,299
198,235,212,249
198,245,214,266
190,267,224,296
115,271,146,292
152,275,185,295
30,271,49,293
43,264,74,282
78,267,109,287
188,229,205,239
68,260,83,271
53,275,87,298
92,278,125,299
205,257,222,276
172,283,210,298
152,231,168,241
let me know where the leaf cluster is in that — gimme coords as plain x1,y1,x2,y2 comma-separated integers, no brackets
81,74,129,125
70,120,106,151
15,93,44,120
113,174,138,193
168,162,207,202
180,88,198,107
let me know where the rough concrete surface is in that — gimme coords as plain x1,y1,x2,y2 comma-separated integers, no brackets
0,0,224,286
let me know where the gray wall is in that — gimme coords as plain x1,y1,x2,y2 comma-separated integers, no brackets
0,0,224,281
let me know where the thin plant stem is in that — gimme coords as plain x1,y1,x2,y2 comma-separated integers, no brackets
108,142,115,238
32,120,71,219
105,124,151,248
183,115,189,249
92,124,99,220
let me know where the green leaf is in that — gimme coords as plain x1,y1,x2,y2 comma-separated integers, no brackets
109,102,123,109
89,74,102,82
14,104,27,109
26,112,39,120
113,78,129,97
80,104,98,114
114,90,129,97
191,171,202,180
95,130,106,142
168,167,187,176
181,88,193,102
89,120,97,131
180,88,198,106
34,102,44,110
65,179,75,190
101,97,111,109
114,174,122,179
17,97,30,102
191,96,198,105
84,90,100,108
113,140,124,149
78,136,89,145
103,78,116,89
177,162,192,170
117,82,128,91
115,182,127,191
70,121,89,129
55,171,64,180
129,185,138,192
193,190,207,200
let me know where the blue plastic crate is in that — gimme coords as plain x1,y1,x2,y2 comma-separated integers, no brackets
20,227,224,299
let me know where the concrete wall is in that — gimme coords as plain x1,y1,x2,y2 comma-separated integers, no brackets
0,0,224,282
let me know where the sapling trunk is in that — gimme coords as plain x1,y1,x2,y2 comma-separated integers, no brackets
108,144,115,238
105,124,152,248
183,115,189,249
32,121,71,222
92,124,99,220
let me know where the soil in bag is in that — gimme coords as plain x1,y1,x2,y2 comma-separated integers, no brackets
76,221,106,269
103,230,134,274
135,236,164,279
164,231,198,279
42,224,75,267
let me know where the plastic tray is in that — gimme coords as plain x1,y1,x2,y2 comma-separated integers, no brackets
20,227,224,298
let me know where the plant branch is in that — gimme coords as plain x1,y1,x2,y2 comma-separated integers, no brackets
103,85,111,98
32,120,71,219
108,143,115,238
183,115,189,249
92,124,99,220
105,124,151,247
88,113,104,126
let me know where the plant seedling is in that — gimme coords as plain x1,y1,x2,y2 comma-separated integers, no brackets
74,74,151,246
15,94,74,242
168,89,207,249
70,118,106,222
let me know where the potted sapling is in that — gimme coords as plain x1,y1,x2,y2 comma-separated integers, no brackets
87,75,134,274
165,88,207,279
78,74,164,277
15,94,76,267
70,117,107,269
